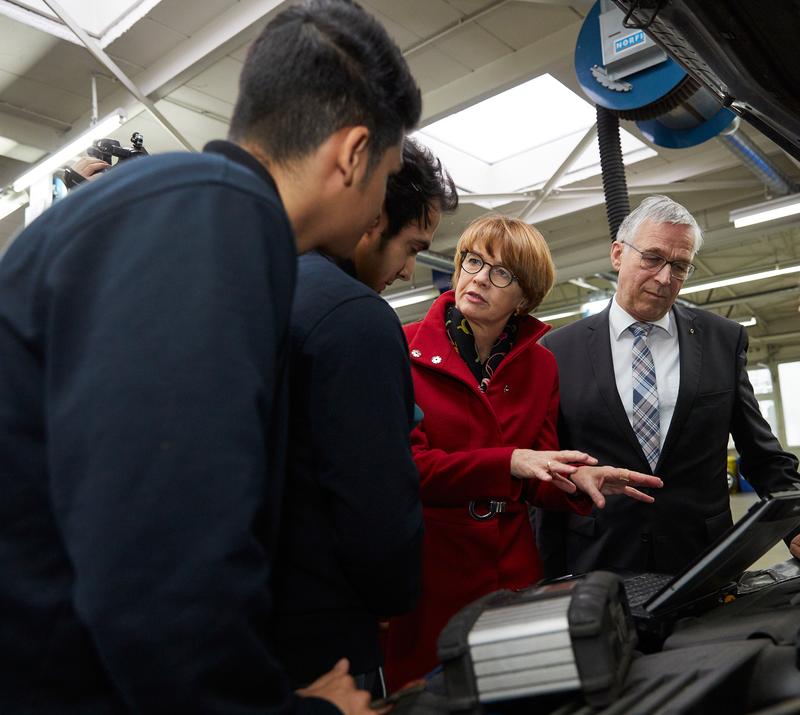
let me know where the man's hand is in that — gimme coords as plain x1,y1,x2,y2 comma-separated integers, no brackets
297,658,379,715
510,449,598,493
72,156,111,180
569,465,663,508
790,534,800,559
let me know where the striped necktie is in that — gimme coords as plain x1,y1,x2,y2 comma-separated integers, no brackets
629,322,660,471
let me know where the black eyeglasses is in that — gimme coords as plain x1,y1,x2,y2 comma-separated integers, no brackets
460,250,517,288
620,241,696,280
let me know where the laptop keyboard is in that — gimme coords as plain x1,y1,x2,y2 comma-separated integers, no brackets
623,572,674,607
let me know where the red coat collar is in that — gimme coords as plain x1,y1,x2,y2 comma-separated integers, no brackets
406,291,551,386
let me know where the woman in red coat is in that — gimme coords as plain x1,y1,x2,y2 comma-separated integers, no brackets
383,215,661,688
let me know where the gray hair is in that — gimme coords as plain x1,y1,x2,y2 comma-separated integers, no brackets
616,195,704,254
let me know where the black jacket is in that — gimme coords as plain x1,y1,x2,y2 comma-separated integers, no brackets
0,143,335,714
536,302,800,576
272,252,423,686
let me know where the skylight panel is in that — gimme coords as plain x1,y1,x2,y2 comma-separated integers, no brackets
415,74,655,198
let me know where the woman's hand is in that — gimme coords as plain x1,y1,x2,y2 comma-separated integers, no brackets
510,449,599,494
569,465,663,508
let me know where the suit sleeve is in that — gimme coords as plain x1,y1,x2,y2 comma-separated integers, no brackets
528,369,592,514
729,326,800,543
45,185,324,713
533,338,575,578
305,297,423,616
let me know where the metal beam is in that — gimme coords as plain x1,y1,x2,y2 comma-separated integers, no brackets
42,0,195,151
0,0,87,45
64,0,289,145
517,123,598,222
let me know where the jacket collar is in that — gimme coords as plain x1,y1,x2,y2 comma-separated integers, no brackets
407,290,550,385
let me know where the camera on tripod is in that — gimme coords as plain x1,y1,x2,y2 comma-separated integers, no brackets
62,132,148,189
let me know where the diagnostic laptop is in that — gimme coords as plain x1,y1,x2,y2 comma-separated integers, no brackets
624,490,800,619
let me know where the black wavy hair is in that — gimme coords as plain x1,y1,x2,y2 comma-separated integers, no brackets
229,0,421,171
383,137,458,241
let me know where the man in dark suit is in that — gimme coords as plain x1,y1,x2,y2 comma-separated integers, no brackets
537,195,800,577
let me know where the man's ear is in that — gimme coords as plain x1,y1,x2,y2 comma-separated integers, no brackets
610,240,623,271
362,207,387,245
336,126,370,187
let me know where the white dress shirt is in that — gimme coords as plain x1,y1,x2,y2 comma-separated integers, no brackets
608,295,680,451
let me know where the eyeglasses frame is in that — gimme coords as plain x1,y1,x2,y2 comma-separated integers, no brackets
619,240,696,280
459,250,518,289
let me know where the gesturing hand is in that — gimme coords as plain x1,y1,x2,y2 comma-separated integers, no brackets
510,449,599,494
570,465,664,508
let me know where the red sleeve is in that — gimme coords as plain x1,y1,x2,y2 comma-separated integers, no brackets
411,425,521,505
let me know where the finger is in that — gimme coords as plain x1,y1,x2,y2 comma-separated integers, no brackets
533,468,553,482
332,658,350,674
550,474,577,493
556,451,598,465
579,482,605,508
305,658,349,690
547,461,577,476
625,472,663,488
622,486,655,503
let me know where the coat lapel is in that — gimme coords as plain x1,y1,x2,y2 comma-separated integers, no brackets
586,306,649,465
657,305,701,468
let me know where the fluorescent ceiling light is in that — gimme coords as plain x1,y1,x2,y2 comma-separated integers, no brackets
0,192,27,221
413,74,654,196
537,308,582,322
385,286,440,310
730,193,800,228
738,317,757,327
12,109,126,193
680,264,800,295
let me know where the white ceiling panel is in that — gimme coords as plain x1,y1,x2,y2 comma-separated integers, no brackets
105,16,188,68
476,2,578,50
362,0,461,42
147,0,238,38
434,21,514,70
185,55,243,106
406,45,472,96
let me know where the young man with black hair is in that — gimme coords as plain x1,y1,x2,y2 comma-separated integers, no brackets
0,1,420,713
273,138,457,695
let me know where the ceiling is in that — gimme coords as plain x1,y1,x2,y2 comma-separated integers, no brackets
0,0,798,365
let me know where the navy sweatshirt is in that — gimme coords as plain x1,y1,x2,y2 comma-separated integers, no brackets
271,252,423,686
0,143,336,715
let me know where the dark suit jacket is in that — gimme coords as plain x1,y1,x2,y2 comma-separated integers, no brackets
537,302,800,576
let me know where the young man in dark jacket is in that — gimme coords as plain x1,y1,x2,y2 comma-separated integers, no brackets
273,139,457,696
0,2,420,713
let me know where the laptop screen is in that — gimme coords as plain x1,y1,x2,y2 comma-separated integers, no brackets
645,490,800,614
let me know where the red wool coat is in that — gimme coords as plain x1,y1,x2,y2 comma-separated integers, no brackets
383,291,590,689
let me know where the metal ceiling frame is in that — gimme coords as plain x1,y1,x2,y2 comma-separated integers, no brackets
42,0,195,151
